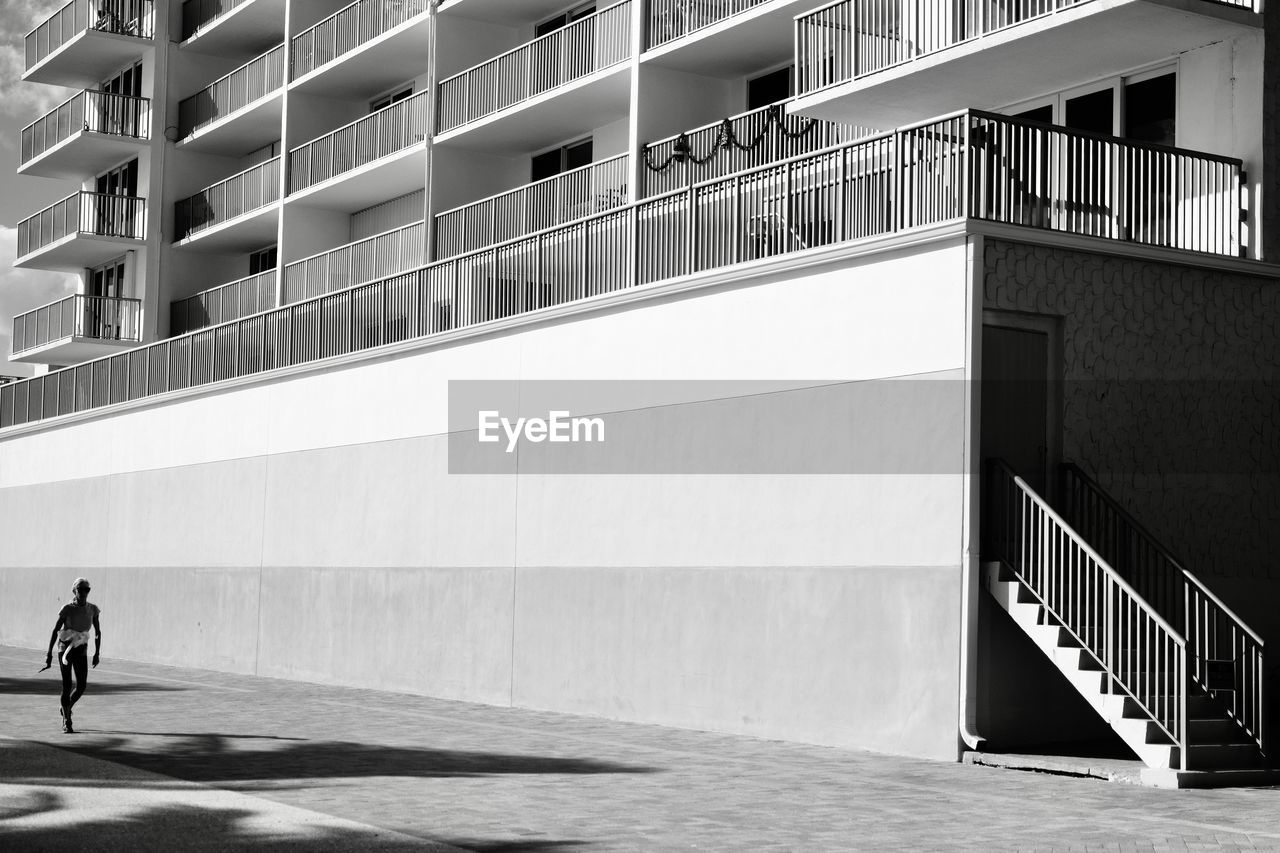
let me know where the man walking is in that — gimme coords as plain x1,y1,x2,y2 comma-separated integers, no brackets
45,578,102,734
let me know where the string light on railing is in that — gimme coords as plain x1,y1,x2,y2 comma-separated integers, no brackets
641,105,821,173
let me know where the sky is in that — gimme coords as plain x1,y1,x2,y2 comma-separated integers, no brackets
0,0,81,377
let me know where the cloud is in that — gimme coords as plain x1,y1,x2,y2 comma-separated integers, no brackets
0,1,77,123
0,225,78,376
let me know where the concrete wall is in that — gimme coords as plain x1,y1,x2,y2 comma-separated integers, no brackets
0,239,973,760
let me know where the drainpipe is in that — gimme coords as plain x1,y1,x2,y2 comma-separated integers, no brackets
958,234,986,753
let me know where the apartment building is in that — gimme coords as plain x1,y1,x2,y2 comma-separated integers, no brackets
1,0,1277,784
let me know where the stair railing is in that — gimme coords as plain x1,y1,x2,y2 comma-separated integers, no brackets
986,460,1189,769
1059,463,1266,757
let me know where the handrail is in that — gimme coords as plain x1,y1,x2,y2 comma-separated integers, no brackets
171,270,277,335
26,0,154,70
178,43,285,139
12,294,143,356
181,0,250,41
174,156,281,241
290,0,431,80
647,0,771,49
17,191,147,257
288,91,428,193
437,0,632,134
21,90,150,164
282,220,425,303
987,459,1188,765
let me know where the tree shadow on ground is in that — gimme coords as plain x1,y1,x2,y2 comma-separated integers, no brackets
59,734,658,784
0,676,186,696
0,800,588,852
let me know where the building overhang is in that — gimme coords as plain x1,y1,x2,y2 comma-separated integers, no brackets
11,336,138,367
288,12,433,99
285,145,427,213
791,0,1261,130
176,92,284,155
436,0,572,23
15,233,145,273
23,29,151,88
18,131,149,181
173,204,280,253
180,0,287,59
641,0,810,77
434,68,631,156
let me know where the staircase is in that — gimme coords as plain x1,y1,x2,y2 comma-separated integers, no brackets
982,461,1272,787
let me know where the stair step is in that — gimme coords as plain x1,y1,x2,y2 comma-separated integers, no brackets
1183,743,1267,771
1189,718,1254,743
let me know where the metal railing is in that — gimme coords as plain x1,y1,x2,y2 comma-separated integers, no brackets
291,0,430,79
288,92,428,193
435,155,629,259
174,157,281,241
0,110,1249,431
12,294,142,356
17,191,147,258
26,0,153,70
21,90,149,165
987,460,1190,768
282,220,425,303
437,0,632,134
647,0,770,49
181,0,250,40
178,44,285,139
1059,463,1266,755
796,0,1258,95
642,100,871,197
171,270,277,335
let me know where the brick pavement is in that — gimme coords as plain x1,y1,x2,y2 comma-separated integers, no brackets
2,646,1279,852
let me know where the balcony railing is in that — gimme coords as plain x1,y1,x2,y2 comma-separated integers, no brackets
435,155,629,259
437,0,631,134
171,270,277,335
282,220,425,303
181,0,251,40
178,44,285,139
647,0,770,49
288,92,428,193
796,0,1258,95
21,90,149,164
12,294,142,356
0,111,1246,431
26,0,154,70
174,156,281,241
291,0,430,80
641,101,871,197
18,191,147,258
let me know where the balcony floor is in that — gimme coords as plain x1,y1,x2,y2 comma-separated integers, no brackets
791,0,1261,130
11,336,138,366
435,67,631,156
174,204,280,253
16,233,146,273
177,92,284,156
642,0,811,78
286,145,426,213
18,132,149,181
180,0,287,59
23,30,153,88
289,12,432,100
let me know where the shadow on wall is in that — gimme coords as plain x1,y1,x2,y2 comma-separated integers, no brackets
56,734,659,785
0,794,588,851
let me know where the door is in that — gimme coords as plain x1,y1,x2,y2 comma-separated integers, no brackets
981,322,1058,495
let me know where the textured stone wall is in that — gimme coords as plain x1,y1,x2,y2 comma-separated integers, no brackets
983,240,1280,586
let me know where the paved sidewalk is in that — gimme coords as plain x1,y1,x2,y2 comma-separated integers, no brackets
2,647,1279,852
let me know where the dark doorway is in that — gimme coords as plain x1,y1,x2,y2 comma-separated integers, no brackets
980,322,1056,494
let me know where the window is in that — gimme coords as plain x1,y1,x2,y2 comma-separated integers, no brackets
747,66,793,111
532,138,593,182
249,246,277,276
96,159,138,197
88,258,127,299
535,3,595,36
1124,73,1176,147
1005,68,1175,143
94,159,139,237
101,62,142,98
371,87,413,113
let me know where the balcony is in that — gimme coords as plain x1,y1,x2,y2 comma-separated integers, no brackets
282,220,425,303
174,157,281,250
171,270,277,334
435,0,631,153
435,155,629,259
640,100,869,197
793,0,1262,129
176,44,285,154
287,92,428,209
19,90,149,180
289,0,432,97
24,0,154,87
180,0,286,56
643,0,808,76
16,191,147,271
10,294,142,366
